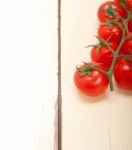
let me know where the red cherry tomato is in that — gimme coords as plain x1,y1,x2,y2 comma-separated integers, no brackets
114,58,132,90
98,1,127,23
128,19,132,32
115,0,132,11
74,63,109,96
126,0,132,10
98,24,122,44
91,42,118,67
121,34,132,54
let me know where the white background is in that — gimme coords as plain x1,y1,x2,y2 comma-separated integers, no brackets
0,0,57,150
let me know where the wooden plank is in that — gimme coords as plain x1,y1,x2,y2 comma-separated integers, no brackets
32,0,58,150
61,0,132,150
0,0,58,150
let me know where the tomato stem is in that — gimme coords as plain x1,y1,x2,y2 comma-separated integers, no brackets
93,12,131,91
94,67,108,75
109,77,114,91
105,14,130,91
118,54,132,58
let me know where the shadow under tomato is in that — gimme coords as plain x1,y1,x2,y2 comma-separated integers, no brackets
76,89,109,103
115,86,132,97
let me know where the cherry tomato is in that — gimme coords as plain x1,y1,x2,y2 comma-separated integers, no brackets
98,1,127,23
115,0,132,11
114,58,132,90
121,34,132,54
74,63,109,96
128,19,132,32
98,24,122,44
91,42,117,67
126,0,132,10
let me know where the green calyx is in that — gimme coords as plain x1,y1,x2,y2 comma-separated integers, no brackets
95,40,105,54
105,19,122,29
105,4,117,18
76,63,97,77
106,20,115,28
94,36,115,54
85,35,115,55
119,0,126,4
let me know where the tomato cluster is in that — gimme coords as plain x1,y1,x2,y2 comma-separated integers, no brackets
74,0,132,97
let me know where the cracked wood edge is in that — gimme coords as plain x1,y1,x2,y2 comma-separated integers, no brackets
54,0,62,150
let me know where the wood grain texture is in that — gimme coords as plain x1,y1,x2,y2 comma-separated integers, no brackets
32,0,58,150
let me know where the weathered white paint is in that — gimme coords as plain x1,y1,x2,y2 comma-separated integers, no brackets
32,0,58,150
0,0,57,150
61,0,132,150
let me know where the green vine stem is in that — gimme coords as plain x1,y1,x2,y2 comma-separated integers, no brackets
108,15,131,91
94,13,131,91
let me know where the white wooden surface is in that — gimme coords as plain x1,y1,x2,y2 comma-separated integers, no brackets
0,0,57,150
61,0,132,150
